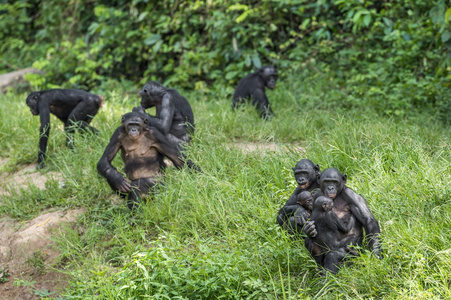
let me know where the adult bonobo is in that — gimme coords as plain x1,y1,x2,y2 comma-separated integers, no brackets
305,168,382,263
276,159,321,235
97,111,191,210
135,81,194,151
232,65,278,119
305,196,357,274
26,89,103,169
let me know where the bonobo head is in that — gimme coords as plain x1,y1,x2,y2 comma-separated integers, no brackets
319,168,347,199
314,196,334,212
139,81,166,109
259,66,278,89
297,191,314,211
292,159,320,190
26,92,41,115
121,112,148,140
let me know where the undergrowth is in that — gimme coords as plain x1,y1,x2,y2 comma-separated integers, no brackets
0,72,450,299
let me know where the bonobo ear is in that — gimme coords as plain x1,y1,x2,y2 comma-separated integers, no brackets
121,116,125,123
314,164,320,172
143,118,148,124
292,167,295,171
342,174,347,184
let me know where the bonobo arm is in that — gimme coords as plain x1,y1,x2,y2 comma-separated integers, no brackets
97,127,131,193
37,100,51,169
344,187,382,258
145,127,184,168
278,188,302,216
251,89,274,119
146,94,175,135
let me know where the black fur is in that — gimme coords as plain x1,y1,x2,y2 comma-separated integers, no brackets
232,66,278,119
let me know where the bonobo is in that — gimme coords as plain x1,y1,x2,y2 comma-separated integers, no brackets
304,168,382,262
26,89,103,169
304,196,357,274
295,190,314,225
232,65,278,119
135,81,194,151
276,159,320,235
97,111,191,210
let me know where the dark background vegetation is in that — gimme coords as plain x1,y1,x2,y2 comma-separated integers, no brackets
1,1,451,299
1,0,450,122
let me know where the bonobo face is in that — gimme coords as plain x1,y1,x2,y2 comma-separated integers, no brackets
298,191,313,211
122,112,147,140
315,196,334,211
292,159,320,190
26,92,40,115
260,66,278,90
139,81,165,109
319,168,347,199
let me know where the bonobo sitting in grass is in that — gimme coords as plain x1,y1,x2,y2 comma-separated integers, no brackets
26,89,103,169
277,159,321,235
304,168,383,273
97,111,196,210
134,81,195,151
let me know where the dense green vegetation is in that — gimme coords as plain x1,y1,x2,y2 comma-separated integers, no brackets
0,67,450,298
0,0,450,298
1,0,450,121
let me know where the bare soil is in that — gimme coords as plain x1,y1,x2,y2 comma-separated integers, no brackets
0,159,83,299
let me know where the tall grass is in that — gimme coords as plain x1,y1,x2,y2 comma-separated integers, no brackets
0,71,450,298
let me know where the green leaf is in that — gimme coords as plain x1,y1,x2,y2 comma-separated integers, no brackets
252,55,261,68
441,31,451,42
445,7,451,23
144,34,162,46
363,14,372,27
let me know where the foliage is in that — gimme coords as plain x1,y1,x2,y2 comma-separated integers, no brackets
0,0,450,121
0,69,450,298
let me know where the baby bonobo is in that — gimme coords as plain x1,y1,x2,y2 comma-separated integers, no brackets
294,190,314,225
304,196,356,274
97,111,196,210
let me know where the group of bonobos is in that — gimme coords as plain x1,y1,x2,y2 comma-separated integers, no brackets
25,65,382,274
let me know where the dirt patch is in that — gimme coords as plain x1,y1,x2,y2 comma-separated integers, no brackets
0,209,84,299
228,141,305,154
0,163,63,196
0,159,82,299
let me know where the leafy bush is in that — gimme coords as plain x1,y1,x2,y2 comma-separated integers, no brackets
1,0,450,120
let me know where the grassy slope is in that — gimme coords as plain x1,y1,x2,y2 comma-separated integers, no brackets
0,71,450,299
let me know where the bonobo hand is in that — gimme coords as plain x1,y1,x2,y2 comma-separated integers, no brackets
116,178,131,193
303,220,317,237
110,173,131,193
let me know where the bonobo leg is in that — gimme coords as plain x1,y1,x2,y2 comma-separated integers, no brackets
66,101,100,134
323,249,347,274
126,177,159,210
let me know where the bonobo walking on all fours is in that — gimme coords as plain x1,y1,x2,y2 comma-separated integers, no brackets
26,89,103,169
232,65,278,119
304,168,383,273
277,159,321,235
304,196,357,274
133,81,195,151
97,111,196,210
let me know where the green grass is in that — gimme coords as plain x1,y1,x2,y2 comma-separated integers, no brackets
0,72,450,299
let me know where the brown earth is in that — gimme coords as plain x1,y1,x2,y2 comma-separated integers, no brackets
0,159,84,299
